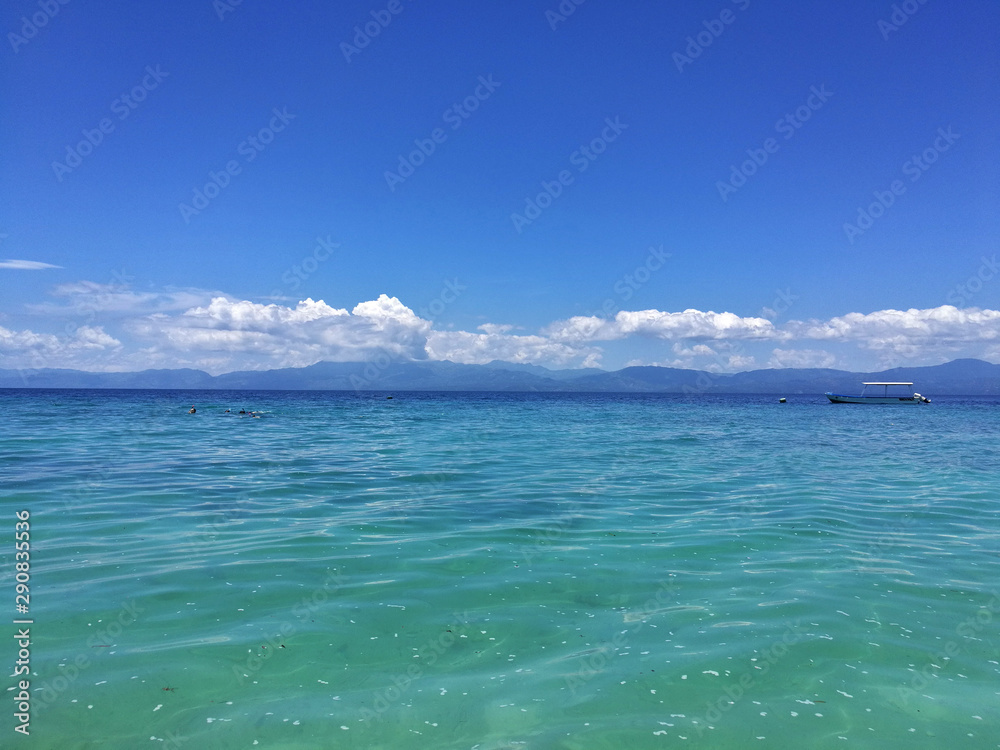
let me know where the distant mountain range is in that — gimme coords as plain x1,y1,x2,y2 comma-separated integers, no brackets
1,358,998,395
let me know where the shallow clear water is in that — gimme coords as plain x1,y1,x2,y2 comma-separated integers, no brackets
3,389,999,749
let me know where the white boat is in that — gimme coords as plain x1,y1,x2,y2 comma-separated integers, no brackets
825,382,931,404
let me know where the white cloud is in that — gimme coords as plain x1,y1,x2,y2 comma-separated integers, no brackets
4,287,1000,375
545,309,781,343
788,305,1000,364
545,305,1000,355
73,326,121,349
727,354,757,370
793,305,1000,345
541,315,611,343
671,342,718,358
182,296,349,330
617,309,778,340
0,324,119,354
0,324,121,370
30,281,220,317
127,294,433,372
425,329,600,367
0,259,62,270
478,323,515,334
136,294,598,372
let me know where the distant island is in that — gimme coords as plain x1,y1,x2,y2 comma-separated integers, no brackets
1,358,997,395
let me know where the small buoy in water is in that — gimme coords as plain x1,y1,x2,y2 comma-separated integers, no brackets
779,398,786,403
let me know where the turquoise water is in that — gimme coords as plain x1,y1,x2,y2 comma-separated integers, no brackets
2,389,999,749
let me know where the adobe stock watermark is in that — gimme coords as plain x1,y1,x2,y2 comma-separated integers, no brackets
384,75,501,192
758,287,798,321
677,297,789,393
33,599,145,715
564,579,679,694
946,255,998,307
680,346,745,395
726,495,766,532
177,107,295,223
545,0,588,31
341,0,410,64
892,590,1000,709
232,569,347,685
213,0,244,21
716,84,833,202
61,266,134,337
585,244,671,321
690,620,807,736
52,65,169,182
510,116,627,233
268,235,339,298
417,278,465,321
675,283,794,394
187,493,252,554
47,462,117,516
15,265,132,379
673,0,751,73
349,347,397,392
877,0,931,40
7,0,71,54
826,515,917,577
842,125,959,244
518,502,584,568
351,279,465,391
359,611,473,722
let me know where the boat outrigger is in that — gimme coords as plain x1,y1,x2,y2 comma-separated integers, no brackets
825,382,931,404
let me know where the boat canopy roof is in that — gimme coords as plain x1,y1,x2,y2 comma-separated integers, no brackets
862,381,913,386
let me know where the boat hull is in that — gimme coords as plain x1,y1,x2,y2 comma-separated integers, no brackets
825,393,921,404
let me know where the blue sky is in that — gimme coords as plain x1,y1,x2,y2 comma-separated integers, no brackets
2,0,998,375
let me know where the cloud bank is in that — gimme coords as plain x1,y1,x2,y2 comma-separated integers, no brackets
1,281,998,375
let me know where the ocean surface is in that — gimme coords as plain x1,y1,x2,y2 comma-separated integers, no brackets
2,389,999,749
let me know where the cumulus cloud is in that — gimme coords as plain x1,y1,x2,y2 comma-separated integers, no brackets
793,305,1000,345
787,305,1000,363
126,294,433,372
0,324,119,354
181,296,350,330
4,287,999,375
545,305,1000,354
726,354,757,370
671,342,718,358
426,329,600,367
545,309,781,343
0,259,62,270
0,324,121,370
